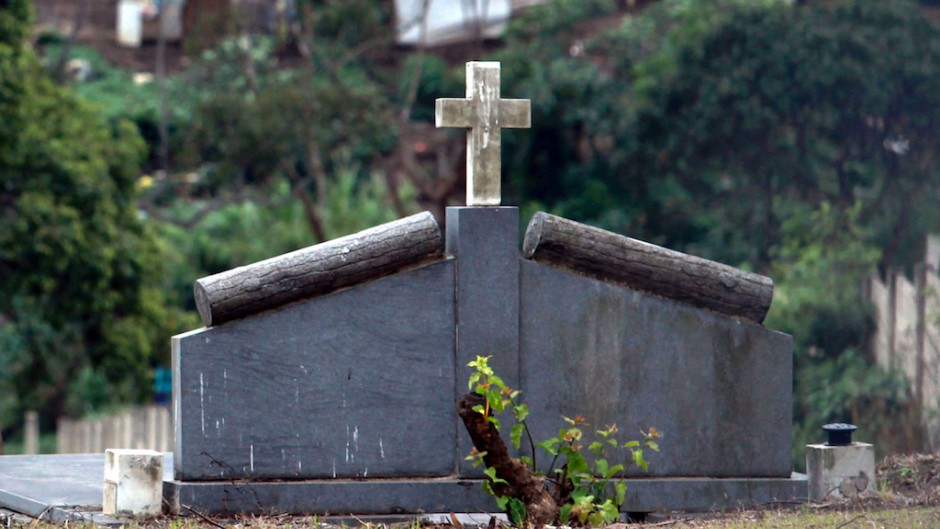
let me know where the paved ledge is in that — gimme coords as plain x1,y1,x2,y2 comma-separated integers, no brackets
0,453,173,526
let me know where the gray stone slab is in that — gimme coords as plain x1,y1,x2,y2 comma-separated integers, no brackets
446,207,521,386
165,476,807,516
621,475,808,512
445,207,521,475
173,260,457,481
519,260,793,478
166,478,493,516
0,453,172,525
0,453,806,520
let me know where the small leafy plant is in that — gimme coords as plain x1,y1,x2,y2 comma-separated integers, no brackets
465,356,661,527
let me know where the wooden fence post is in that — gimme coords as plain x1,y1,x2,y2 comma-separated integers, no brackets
55,405,178,454
24,411,39,455
916,263,928,409
56,417,68,453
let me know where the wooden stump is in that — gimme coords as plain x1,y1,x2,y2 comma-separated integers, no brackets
457,393,558,527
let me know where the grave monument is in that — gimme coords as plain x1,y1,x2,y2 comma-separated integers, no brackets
165,62,806,515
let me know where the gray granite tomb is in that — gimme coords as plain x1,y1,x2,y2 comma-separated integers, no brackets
165,62,805,516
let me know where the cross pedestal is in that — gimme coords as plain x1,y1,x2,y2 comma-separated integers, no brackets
436,61,531,206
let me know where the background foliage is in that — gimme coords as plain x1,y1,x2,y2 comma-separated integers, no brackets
3,0,939,462
0,1,193,437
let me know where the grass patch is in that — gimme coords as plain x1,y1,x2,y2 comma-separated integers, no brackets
651,506,940,528
6,507,940,529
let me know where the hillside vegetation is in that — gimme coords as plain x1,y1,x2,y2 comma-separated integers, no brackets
2,0,939,465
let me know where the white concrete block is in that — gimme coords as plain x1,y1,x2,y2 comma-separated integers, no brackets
103,449,164,516
806,443,876,501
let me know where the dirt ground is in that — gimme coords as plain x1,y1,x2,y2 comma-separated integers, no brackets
878,453,940,506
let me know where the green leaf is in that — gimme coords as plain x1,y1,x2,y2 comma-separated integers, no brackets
566,452,589,474
507,498,527,526
484,466,509,486
589,441,604,456
482,480,495,497
614,482,627,507
606,463,624,479
570,488,589,502
513,403,529,422
595,458,608,478
511,423,525,450
588,511,605,527
623,440,640,448
487,391,503,411
487,415,502,431
646,440,660,452
495,495,509,511
536,439,559,456
559,504,572,525
632,448,649,472
489,374,506,391
601,499,620,524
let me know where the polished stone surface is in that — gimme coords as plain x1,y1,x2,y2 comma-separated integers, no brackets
173,260,457,481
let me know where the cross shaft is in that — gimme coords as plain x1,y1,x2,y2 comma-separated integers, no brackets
436,61,531,206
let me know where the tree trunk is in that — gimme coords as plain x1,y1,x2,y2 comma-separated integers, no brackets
458,393,559,527
523,212,774,323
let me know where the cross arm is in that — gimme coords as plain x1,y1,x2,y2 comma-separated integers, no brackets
436,98,472,128
500,100,531,128
435,99,531,129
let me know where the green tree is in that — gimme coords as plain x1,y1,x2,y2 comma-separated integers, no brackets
626,0,940,267
0,2,189,436
495,0,939,460
493,0,628,228
162,2,398,243
493,0,940,269
181,64,396,242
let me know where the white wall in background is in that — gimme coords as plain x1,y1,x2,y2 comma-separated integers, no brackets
395,0,511,46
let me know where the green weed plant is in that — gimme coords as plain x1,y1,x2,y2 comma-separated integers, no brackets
466,356,660,527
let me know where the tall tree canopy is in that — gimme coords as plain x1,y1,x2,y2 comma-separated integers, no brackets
627,0,940,266
0,1,184,430
496,0,940,269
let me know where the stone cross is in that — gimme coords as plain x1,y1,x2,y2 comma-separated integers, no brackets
436,61,531,206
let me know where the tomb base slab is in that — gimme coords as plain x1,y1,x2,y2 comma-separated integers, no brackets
165,476,808,516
